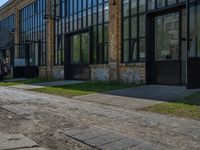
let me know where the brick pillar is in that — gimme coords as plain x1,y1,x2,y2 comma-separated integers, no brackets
11,7,20,78
15,10,19,46
108,0,121,81
45,0,54,79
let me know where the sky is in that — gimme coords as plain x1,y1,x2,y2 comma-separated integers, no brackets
0,0,8,7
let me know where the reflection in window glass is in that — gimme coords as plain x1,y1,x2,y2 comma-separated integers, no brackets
82,33,89,64
157,0,165,8
131,17,137,38
124,19,129,39
139,0,146,13
71,35,81,64
123,41,129,63
55,0,109,65
155,13,179,60
139,38,145,61
148,0,155,10
189,2,200,58
167,0,177,5
123,0,129,17
131,0,137,15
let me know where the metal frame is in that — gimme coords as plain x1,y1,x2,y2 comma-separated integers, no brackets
64,28,92,80
54,0,109,66
145,3,186,85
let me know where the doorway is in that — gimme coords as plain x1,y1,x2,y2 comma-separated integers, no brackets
148,8,187,85
65,31,90,80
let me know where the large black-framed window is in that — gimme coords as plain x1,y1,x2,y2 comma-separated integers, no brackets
53,0,109,65
188,0,200,58
0,14,15,66
0,14,15,41
122,0,186,63
19,0,47,66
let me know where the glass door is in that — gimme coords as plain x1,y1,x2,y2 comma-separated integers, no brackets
187,1,200,88
66,31,90,80
71,33,89,65
154,11,182,85
155,12,179,61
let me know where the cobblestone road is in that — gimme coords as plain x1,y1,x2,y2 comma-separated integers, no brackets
0,87,199,150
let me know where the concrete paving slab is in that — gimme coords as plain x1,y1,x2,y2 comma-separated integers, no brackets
64,126,149,150
10,84,44,90
75,85,200,109
106,85,199,101
131,142,170,150
10,80,85,90
75,93,161,109
85,137,111,147
16,148,47,150
4,78,26,82
32,80,84,86
2,104,37,115
0,134,38,150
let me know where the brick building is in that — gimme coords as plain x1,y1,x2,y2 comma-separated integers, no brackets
0,0,200,88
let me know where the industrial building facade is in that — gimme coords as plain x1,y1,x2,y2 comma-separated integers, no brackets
0,0,200,88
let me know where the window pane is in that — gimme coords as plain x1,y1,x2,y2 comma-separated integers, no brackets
123,41,129,62
123,0,129,17
82,33,89,64
139,15,145,37
131,17,137,38
155,13,179,60
168,0,176,5
130,40,137,61
189,2,200,58
71,34,80,64
148,0,155,10
157,0,165,8
124,18,129,39
139,38,145,61
131,0,137,15
139,0,146,13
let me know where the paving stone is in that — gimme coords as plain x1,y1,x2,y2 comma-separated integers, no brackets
16,148,47,150
0,134,38,150
64,129,83,136
65,126,143,150
85,136,112,147
116,138,141,147
99,138,141,150
84,127,109,136
73,131,101,141
130,143,169,150
99,141,131,150
100,133,122,142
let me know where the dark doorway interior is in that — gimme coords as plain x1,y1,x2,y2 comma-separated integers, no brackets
65,31,90,80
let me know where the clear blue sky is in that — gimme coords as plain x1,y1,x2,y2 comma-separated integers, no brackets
0,0,8,7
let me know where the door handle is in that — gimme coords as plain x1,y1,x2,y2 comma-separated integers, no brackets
181,37,186,41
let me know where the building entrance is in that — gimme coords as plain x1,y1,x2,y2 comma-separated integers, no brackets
148,8,187,85
65,31,90,80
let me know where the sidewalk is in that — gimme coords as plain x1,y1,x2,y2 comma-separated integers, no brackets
10,80,84,90
0,133,46,150
74,85,199,109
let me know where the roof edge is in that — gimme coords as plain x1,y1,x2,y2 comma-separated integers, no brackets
0,0,13,11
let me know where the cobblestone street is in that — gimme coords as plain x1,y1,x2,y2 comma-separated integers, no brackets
0,86,200,150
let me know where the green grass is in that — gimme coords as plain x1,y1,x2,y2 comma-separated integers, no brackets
143,92,200,121
32,81,136,97
0,78,54,86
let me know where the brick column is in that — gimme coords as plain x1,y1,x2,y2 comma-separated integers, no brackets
45,0,54,79
14,9,19,50
108,0,121,81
